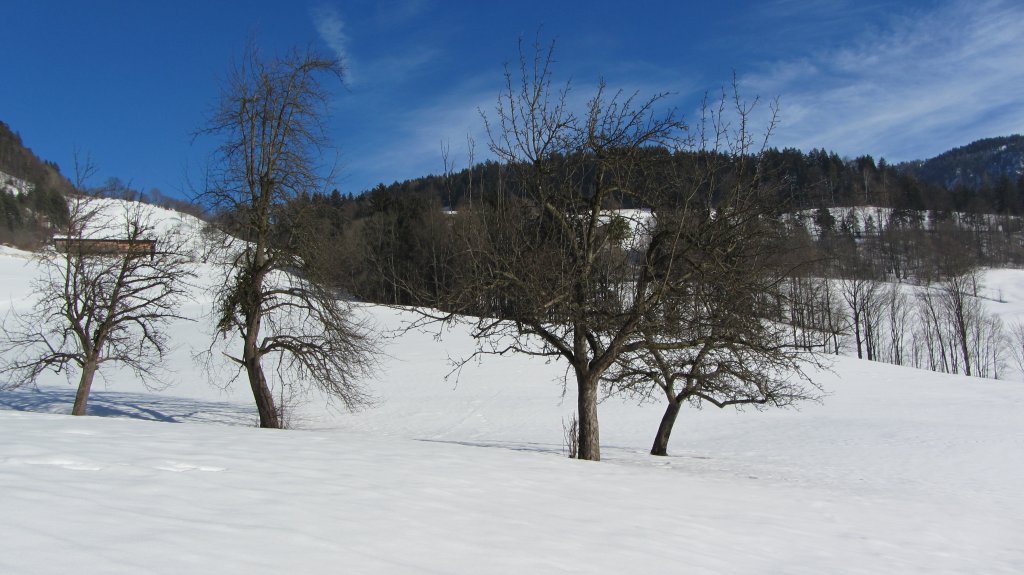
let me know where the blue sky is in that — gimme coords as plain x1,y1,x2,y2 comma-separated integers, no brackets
3,0,1023,199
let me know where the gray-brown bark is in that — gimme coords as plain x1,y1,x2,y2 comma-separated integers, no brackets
72,359,99,416
576,370,602,462
243,325,279,428
650,399,681,457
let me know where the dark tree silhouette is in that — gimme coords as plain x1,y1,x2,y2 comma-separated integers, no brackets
197,44,377,428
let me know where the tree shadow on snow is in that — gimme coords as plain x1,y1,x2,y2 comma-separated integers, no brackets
415,438,700,465
0,387,256,427
416,438,568,456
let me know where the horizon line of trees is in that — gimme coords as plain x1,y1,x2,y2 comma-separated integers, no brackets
336,144,1024,216
275,147,1024,307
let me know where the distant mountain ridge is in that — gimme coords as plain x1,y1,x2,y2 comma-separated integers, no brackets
902,135,1024,190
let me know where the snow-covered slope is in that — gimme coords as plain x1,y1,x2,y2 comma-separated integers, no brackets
69,196,219,261
1,201,1023,574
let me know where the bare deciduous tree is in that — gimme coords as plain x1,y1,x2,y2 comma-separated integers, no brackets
604,199,821,456
912,269,1005,378
432,41,688,461
883,281,912,366
0,195,194,415
1007,320,1024,379
838,272,882,360
197,44,377,428
426,40,818,460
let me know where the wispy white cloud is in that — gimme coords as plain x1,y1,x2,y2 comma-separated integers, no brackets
338,76,497,190
374,0,429,26
311,3,444,89
311,5,353,80
374,48,442,83
335,59,701,193
744,0,1024,161
358,68,699,184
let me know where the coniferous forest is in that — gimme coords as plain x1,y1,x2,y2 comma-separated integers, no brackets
278,143,1024,304
264,140,1024,384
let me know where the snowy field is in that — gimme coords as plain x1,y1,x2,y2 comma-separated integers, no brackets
2,202,1024,574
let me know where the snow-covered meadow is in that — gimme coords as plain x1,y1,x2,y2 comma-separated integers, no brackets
1,202,1023,574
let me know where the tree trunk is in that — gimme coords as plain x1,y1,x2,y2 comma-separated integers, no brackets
853,309,863,359
650,399,682,456
576,375,601,461
244,346,280,429
955,318,972,377
72,359,98,416
241,261,280,428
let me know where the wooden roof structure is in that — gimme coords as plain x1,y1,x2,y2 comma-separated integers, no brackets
52,237,157,258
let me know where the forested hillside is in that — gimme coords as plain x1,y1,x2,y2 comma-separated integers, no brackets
0,121,72,247
903,135,1024,191
6,107,1024,386
280,146,1024,305
237,142,1023,389
340,144,1024,216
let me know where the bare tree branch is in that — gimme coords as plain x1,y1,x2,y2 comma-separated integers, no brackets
0,197,195,415
196,43,378,428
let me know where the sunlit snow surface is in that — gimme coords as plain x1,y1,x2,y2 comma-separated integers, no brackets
1,201,1023,574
